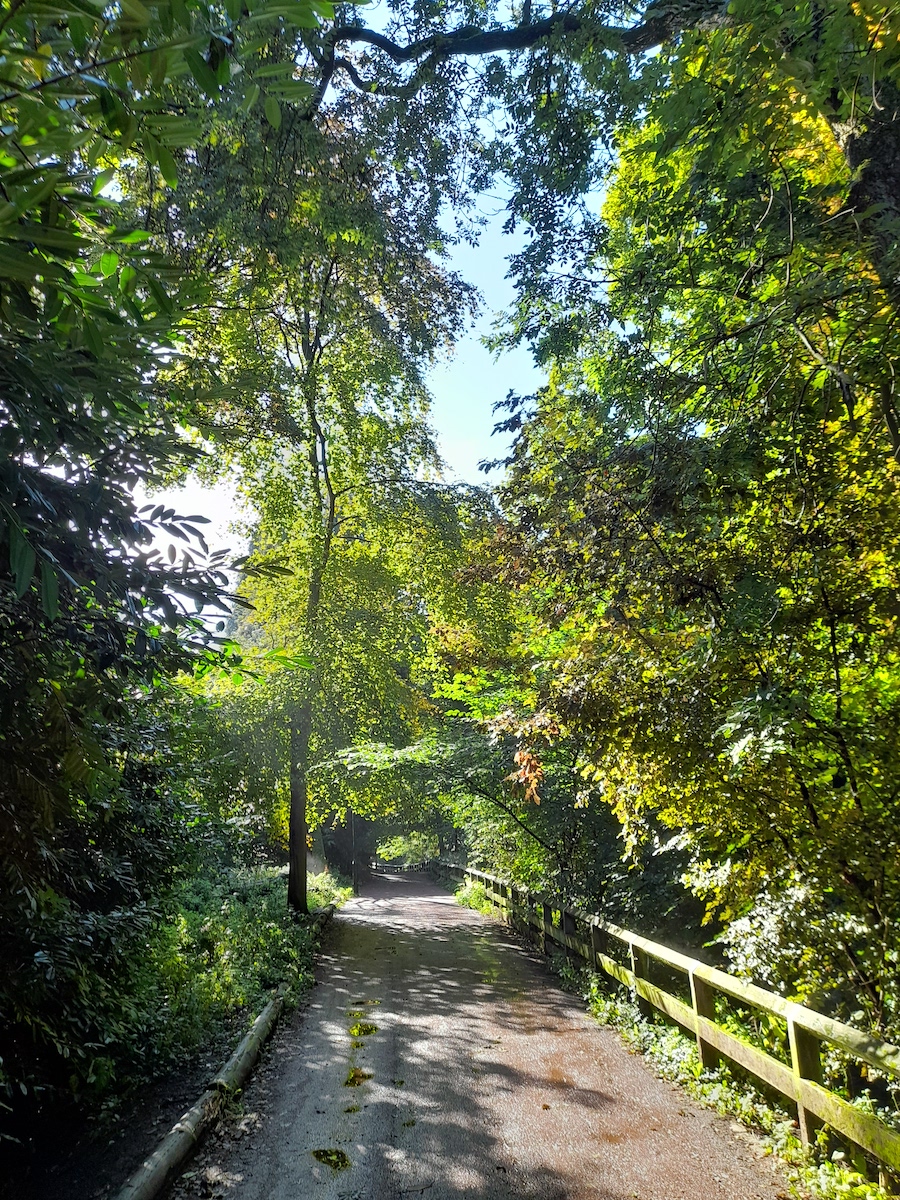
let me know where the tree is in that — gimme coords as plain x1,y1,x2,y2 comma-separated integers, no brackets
133,101,478,909
0,0,335,660
0,0,343,850
484,65,900,1030
0,0,333,1113
302,1,900,309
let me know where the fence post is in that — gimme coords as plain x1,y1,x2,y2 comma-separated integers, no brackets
689,970,720,1069
521,892,530,938
590,922,605,970
541,901,554,955
788,1014,824,1146
629,941,654,1019
563,909,578,964
526,893,539,947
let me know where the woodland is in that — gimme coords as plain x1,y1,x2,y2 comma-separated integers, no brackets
2,0,900,1173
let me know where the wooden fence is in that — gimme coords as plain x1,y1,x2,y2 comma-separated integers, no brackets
370,860,431,873
431,861,900,1186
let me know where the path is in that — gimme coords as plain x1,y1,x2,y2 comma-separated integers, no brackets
172,873,790,1200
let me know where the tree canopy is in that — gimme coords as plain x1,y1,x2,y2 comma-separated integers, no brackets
5,0,900,1161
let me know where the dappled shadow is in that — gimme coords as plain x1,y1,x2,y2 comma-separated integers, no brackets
174,871,786,1200
293,875,631,1199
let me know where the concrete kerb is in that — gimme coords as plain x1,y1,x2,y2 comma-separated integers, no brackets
112,903,336,1200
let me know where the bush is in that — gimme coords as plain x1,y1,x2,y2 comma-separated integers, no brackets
1,859,349,1136
133,868,311,1069
453,878,494,916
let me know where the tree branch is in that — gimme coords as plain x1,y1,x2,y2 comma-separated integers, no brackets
461,777,558,856
306,2,717,114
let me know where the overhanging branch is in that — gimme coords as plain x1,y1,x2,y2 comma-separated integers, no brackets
306,2,712,114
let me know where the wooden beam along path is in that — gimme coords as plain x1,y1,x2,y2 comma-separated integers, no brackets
430,862,900,1181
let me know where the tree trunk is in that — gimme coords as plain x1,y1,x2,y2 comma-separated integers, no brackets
830,82,900,305
285,379,334,913
288,705,311,914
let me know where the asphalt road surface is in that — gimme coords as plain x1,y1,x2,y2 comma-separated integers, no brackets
171,873,790,1200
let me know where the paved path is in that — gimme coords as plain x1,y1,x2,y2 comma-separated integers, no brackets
172,874,790,1200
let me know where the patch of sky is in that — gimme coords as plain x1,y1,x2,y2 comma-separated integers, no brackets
430,199,544,485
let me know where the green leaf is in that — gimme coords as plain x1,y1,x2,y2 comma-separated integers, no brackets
16,175,61,213
98,87,125,132
0,244,67,283
143,114,201,146
119,264,138,295
264,96,282,130
92,168,116,196
82,318,104,356
3,224,89,253
110,229,152,245
266,80,314,100
142,130,159,165
253,62,303,78
147,276,173,313
29,0,105,15
240,83,261,113
156,144,179,190
185,48,220,97
9,523,36,600
119,114,140,149
252,1,320,24
40,562,60,620
150,48,169,88
119,0,151,23
99,250,119,276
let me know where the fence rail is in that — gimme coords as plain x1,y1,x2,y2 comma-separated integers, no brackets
370,859,431,873
431,861,900,1185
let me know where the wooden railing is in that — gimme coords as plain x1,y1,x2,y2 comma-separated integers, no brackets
370,860,431,873
431,861,900,1184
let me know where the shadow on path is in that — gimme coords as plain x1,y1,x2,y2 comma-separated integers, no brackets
170,873,789,1200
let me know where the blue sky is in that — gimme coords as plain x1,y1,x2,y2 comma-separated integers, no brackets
428,206,544,484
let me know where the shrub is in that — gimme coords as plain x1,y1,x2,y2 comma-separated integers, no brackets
1,860,349,1136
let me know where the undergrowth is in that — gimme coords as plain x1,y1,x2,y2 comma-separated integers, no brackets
453,878,494,916
453,881,893,1200
72,866,348,1116
130,866,351,1082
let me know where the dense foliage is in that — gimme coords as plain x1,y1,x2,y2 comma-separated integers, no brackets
0,0,332,1122
4,0,900,1178
478,21,900,1035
